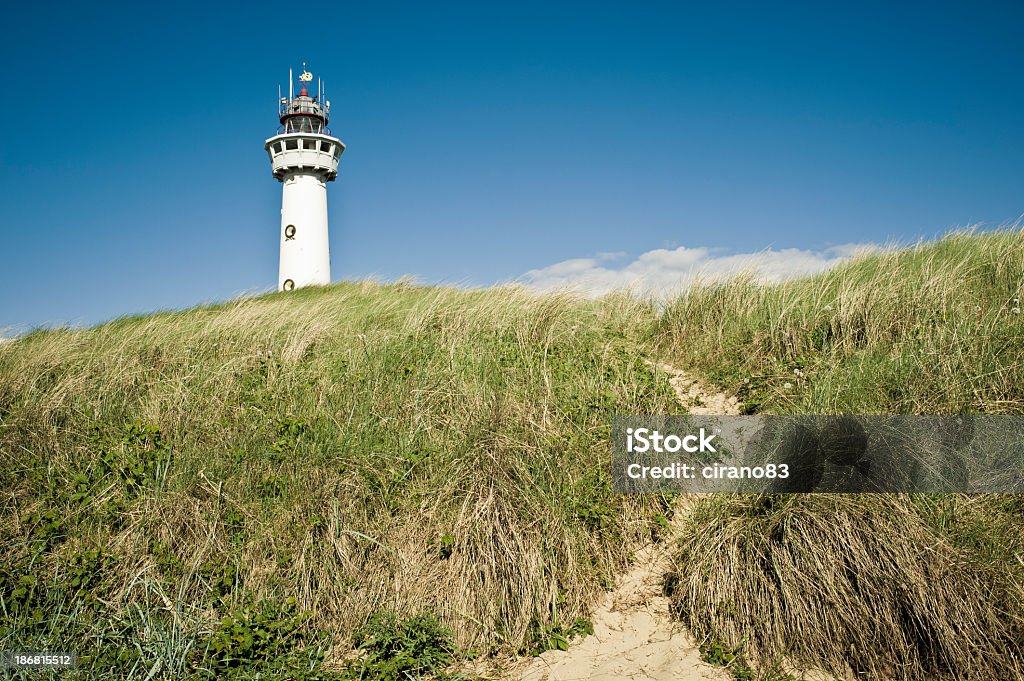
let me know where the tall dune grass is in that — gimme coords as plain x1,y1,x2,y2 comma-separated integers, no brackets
2,229,1023,679
657,228,1024,415
669,494,1024,680
658,229,1024,680
0,283,675,677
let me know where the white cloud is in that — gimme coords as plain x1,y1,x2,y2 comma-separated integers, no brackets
519,243,880,297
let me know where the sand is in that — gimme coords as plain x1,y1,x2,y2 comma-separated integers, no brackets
510,504,729,681
505,363,740,681
647,362,741,416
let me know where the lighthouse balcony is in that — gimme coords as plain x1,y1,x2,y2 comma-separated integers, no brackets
266,133,344,181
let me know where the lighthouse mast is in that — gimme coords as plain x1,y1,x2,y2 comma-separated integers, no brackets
265,65,345,291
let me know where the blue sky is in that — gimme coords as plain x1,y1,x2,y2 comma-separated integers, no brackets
1,1,1022,331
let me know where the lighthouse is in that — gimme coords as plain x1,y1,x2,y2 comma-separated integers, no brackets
265,65,345,291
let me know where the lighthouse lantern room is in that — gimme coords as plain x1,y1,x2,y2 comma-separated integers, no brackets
265,65,345,291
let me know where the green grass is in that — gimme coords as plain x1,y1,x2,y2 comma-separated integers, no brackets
0,283,676,678
2,229,1023,679
658,228,1024,414
660,228,1024,680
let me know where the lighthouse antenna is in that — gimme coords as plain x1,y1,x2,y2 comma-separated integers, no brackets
289,67,293,101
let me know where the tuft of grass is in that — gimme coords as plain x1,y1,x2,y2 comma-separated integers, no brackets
670,494,1024,680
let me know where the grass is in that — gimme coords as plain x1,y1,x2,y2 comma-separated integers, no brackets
0,283,676,678
659,228,1024,680
658,228,1024,415
671,494,1024,680
1,228,1023,679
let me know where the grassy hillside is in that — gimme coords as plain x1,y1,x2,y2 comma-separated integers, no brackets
2,229,1023,680
659,229,1024,680
658,229,1024,415
0,285,676,678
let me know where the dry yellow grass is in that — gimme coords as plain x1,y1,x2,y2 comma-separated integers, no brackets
670,494,1024,680
0,283,677,677
2,230,1023,679
658,228,1024,680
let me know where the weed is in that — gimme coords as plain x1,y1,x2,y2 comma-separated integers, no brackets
649,511,672,542
348,611,457,680
437,532,456,560
700,638,755,680
527,616,594,655
202,598,334,680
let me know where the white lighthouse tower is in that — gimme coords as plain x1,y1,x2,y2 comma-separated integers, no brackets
265,65,345,291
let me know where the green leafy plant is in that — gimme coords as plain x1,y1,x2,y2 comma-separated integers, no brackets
203,599,333,679
527,616,594,655
649,511,672,542
270,416,308,461
437,532,455,560
700,638,754,680
349,611,457,681
93,420,172,496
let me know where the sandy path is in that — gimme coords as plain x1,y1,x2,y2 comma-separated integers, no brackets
647,362,741,417
507,363,739,681
511,504,728,681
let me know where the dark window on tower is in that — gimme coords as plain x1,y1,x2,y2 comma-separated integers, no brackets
285,139,298,151
320,141,332,153
272,142,282,153
303,140,315,150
